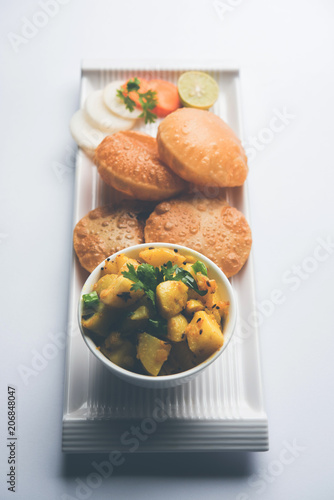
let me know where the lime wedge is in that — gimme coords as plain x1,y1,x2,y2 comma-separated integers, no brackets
177,71,219,110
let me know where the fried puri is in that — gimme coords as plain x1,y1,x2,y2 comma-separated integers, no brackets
144,196,252,278
94,131,187,201
73,202,151,273
157,108,248,187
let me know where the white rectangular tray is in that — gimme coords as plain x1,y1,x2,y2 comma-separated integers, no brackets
62,60,268,452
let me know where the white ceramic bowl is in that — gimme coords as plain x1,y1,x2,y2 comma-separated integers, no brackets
78,243,237,389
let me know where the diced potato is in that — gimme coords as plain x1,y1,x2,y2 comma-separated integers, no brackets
183,254,197,263
203,290,221,308
82,302,117,336
216,301,230,318
100,259,118,276
139,247,186,267
185,299,205,315
156,280,188,319
203,289,229,324
205,308,220,326
115,253,131,271
100,276,144,308
137,332,171,376
101,332,136,369
102,254,138,276
130,305,150,321
203,291,223,323
186,311,224,359
167,314,188,342
118,258,140,275
93,274,117,296
196,273,218,294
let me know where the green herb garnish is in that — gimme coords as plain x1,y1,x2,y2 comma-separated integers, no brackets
82,291,99,310
192,260,208,276
168,266,207,296
121,263,162,306
116,77,158,124
121,261,207,305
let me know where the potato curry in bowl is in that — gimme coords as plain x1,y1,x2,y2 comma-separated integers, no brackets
79,243,236,388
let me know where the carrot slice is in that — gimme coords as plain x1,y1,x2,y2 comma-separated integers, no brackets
148,79,181,117
122,78,149,109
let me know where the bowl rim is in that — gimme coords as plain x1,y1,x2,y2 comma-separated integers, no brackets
78,242,237,383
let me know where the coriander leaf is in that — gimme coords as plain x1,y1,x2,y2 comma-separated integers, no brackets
121,263,140,283
121,263,162,306
155,265,164,283
126,77,141,92
136,263,159,291
116,89,136,112
139,108,157,124
116,79,158,123
145,289,156,305
139,89,158,109
137,89,158,124
169,267,207,297
160,261,178,281
192,261,208,276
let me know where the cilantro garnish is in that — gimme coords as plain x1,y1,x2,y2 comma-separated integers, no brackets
116,78,158,124
192,261,208,276
121,263,162,306
121,261,207,306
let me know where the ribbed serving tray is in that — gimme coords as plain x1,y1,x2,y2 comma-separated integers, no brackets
62,60,268,452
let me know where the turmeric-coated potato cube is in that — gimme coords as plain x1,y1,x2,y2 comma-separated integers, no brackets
139,247,186,267
93,274,117,296
100,276,144,308
101,332,136,369
130,305,150,321
115,254,131,271
185,299,205,315
186,311,224,359
156,281,188,319
203,290,221,308
196,273,218,294
81,302,118,337
137,332,171,376
100,259,118,276
183,254,197,264
101,255,140,276
167,314,188,342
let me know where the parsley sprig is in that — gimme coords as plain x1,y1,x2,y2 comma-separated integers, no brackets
116,77,158,124
121,261,207,306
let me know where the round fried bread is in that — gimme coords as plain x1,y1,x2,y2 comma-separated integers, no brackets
73,203,151,273
157,108,248,187
144,196,252,278
94,131,187,201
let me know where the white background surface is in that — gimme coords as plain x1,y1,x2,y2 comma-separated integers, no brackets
1,0,334,499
